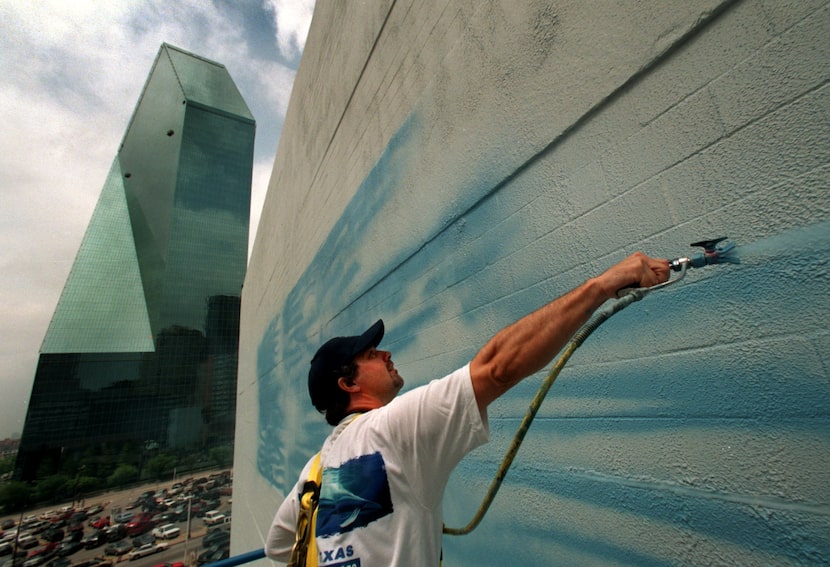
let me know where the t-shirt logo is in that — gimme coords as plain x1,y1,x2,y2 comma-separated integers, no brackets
316,452,393,537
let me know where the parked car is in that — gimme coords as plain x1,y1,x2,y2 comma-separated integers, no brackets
196,545,228,566
88,517,109,530
201,529,229,549
42,529,63,544
45,558,72,567
169,506,187,522
151,513,178,526
23,555,47,567
152,562,184,567
202,511,225,527
104,524,127,542
113,512,134,525
65,525,83,542
17,535,39,549
56,541,83,557
128,542,167,561
81,531,104,550
26,522,49,535
125,518,155,537
131,533,154,548
26,542,58,563
85,504,104,516
69,512,87,524
151,524,179,540
188,502,208,518
0,541,11,556
104,540,133,556
71,559,111,567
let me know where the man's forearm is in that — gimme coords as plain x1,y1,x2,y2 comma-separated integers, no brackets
469,252,670,409
470,276,610,407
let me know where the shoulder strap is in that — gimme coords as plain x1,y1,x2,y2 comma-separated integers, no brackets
287,453,322,567
287,414,364,567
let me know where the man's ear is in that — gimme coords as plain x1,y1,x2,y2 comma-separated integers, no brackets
337,376,360,393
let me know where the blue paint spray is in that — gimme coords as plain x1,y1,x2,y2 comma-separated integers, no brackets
731,221,830,268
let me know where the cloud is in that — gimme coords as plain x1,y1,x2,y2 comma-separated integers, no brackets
0,0,314,438
266,0,316,60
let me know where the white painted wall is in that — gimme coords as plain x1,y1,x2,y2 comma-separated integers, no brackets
234,1,830,564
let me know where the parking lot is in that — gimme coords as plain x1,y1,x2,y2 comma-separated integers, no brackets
1,471,232,567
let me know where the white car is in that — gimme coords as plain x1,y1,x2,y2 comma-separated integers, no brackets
202,511,225,526
16,534,38,549
128,542,167,560
152,524,180,540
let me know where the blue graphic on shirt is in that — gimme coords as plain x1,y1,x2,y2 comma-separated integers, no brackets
316,452,393,537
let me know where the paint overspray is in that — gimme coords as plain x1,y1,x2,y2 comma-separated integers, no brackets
729,221,830,269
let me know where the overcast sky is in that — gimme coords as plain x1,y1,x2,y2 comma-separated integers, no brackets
0,0,315,439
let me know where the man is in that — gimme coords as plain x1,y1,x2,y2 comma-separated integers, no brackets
266,252,670,566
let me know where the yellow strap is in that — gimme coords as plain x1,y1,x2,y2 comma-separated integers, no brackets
307,453,321,567
290,414,363,567
288,453,322,567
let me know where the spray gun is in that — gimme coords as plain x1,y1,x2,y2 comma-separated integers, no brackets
670,237,740,271
660,237,740,289
617,237,739,297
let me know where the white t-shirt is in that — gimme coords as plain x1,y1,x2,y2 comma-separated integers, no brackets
266,364,490,566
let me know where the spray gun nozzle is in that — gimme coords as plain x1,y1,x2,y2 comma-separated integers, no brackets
669,237,740,271
618,237,739,298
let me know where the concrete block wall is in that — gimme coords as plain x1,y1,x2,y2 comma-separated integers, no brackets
234,0,830,564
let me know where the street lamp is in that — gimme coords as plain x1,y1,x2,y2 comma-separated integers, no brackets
182,495,194,566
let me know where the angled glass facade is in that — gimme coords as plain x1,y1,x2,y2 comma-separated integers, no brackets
15,44,254,483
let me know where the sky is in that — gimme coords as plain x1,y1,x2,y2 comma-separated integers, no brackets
0,0,315,439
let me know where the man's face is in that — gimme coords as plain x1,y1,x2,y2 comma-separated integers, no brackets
352,347,404,404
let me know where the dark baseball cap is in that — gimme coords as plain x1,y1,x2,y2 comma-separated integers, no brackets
308,319,385,410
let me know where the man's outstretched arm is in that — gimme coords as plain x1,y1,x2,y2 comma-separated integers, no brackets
470,252,669,410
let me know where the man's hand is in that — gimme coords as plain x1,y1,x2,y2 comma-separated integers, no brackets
591,252,671,300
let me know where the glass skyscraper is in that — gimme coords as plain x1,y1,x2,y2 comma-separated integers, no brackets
15,44,254,483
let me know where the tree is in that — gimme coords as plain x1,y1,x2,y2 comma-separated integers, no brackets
107,464,138,487
33,474,70,503
0,454,15,476
0,481,32,513
145,454,177,480
75,475,100,494
208,445,233,468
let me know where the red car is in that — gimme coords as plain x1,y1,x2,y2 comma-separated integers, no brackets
126,515,156,537
27,541,59,559
90,517,110,530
